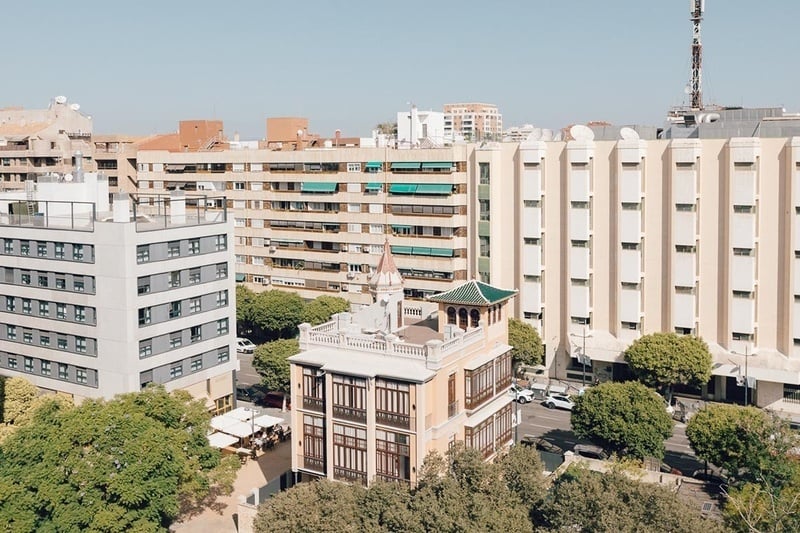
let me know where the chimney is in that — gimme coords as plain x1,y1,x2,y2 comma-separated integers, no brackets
335,129,341,147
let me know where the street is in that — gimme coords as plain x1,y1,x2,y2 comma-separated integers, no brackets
515,399,704,476
236,351,261,387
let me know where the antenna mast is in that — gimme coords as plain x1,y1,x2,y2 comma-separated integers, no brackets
689,0,705,110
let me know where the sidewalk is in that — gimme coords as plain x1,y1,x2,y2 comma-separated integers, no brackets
171,408,292,533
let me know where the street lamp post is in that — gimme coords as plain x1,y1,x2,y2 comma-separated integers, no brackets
570,327,592,386
732,345,752,406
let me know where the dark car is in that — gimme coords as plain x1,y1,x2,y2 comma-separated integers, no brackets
573,444,608,460
661,462,683,476
236,385,265,405
263,391,291,410
520,435,564,455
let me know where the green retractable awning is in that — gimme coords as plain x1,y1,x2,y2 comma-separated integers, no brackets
421,162,454,169
391,224,412,230
390,162,421,170
391,246,413,255
235,273,246,282
365,182,383,190
411,247,432,256
301,181,337,193
389,183,418,194
415,183,453,195
365,161,382,169
429,247,454,257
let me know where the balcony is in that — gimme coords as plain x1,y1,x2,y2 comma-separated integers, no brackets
333,467,367,486
375,410,412,430
300,455,325,474
332,405,367,424
303,396,324,412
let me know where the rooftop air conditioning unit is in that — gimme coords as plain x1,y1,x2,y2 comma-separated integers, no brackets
346,272,356,279
269,246,277,253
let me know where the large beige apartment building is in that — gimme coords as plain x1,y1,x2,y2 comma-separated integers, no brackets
288,247,516,486
443,103,503,142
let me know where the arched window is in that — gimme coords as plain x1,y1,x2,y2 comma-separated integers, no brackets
447,307,457,325
458,308,468,330
470,309,480,328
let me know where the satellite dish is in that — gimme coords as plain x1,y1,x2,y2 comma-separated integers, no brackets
569,124,595,142
54,95,67,104
526,128,543,141
619,127,640,141
64,173,73,182
541,129,554,141
70,103,80,111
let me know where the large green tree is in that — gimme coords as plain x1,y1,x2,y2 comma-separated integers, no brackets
235,284,258,335
1,376,38,424
536,466,725,533
252,290,306,340
302,295,350,326
253,338,300,393
0,386,238,532
571,381,674,459
723,464,800,533
686,403,797,487
508,318,544,368
624,332,712,402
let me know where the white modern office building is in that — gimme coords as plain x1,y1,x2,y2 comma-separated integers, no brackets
0,172,238,412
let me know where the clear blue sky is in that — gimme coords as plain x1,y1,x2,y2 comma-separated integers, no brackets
4,0,798,139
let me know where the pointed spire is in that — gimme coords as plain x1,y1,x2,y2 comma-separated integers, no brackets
369,239,403,292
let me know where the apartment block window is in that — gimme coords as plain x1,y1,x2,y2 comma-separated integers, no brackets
139,341,152,358
190,325,202,343
234,182,246,190
76,368,88,384
621,242,640,250
23,331,33,344
571,240,589,248
190,358,203,372
170,364,183,379
22,299,31,314
75,337,87,353
7,357,17,369
332,423,368,485
169,301,182,319
38,275,48,287
188,268,201,284
375,429,411,482
347,163,361,172
216,318,229,335
169,331,182,348
375,379,411,429
733,248,753,257
216,263,228,279
73,278,85,292
621,321,640,330
215,234,227,251
20,241,30,255
74,306,86,322
571,316,591,325
189,298,201,313
40,334,50,346
168,271,181,288
479,162,490,185
136,245,150,263
54,242,64,258
733,205,755,214
37,242,47,257
479,199,490,221
168,241,180,258
56,277,66,289
732,332,754,341
621,202,641,211
675,245,696,253
3,240,12,254
5,296,14,312
675,203,696,212
21,273,31,285
138,276,151,295
41,360,51,375
6,325,16,340
38,302,49,317
58,363,68,379
57,337,67,350
138,307,151,325
217,348,230,363
480,236,490,257
216,290,228,307
24,357,33,372
73,244,84,261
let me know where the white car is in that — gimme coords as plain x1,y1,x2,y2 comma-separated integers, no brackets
508,384,535,404
543,393,575,411
236,337,256,354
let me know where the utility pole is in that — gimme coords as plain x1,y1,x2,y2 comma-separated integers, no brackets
570,327,592,386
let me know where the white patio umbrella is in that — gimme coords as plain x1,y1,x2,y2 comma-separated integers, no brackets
207,432,238,449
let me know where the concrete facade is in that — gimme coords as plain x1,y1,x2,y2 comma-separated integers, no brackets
444,102,503,142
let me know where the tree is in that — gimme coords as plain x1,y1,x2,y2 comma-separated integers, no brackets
571,381,674,459
686,403,797,487
537,466,725,533
722,465,800,533
507,318,544,369
495,442,548,510
253,338,300,392
250,290,306,340
1,376,38,424
624,332,712,403
302,295,350,326
236,284,258,335
0,386,238,532
374,121,398,136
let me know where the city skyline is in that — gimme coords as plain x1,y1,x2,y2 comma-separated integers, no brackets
3,0,799,139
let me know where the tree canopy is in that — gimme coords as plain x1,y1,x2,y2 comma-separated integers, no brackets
508,318,544,368
571,381,674,459
253,338,300,392
302,295,350,326
0,376,38,425
0,386,238,532
624,332,712,401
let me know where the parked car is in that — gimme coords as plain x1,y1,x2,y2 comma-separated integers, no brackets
543,393,575,411
661,462,683,476
236,385,265,405
692,468,728,486
573,444,608,460
263,391,291,410
508,384,536,403
236,337,256,354
520,435,564,455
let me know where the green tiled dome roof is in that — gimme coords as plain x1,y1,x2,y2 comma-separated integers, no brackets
428,280,517,306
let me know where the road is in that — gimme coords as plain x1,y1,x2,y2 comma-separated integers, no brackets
515,400,704,475
235,351,261,387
